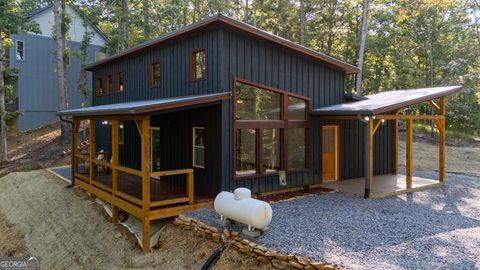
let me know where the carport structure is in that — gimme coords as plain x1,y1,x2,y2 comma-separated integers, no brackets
314,86,462,198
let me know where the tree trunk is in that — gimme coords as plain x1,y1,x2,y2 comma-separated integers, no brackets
0,34,8,164
53,0,69,143
244,0,249,23
143,0,149,40
355,0,369,95
253,0,257,27
121,0,129,50
299,0,305,45
193,0,199,23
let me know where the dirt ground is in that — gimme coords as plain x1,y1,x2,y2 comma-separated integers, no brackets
0,170,264,269
398,133,480,176
0,123,69,177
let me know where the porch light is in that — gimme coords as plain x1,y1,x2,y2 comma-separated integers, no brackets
102,120,109,125
364,116,370,121
381,119,385,124
120,124,124,129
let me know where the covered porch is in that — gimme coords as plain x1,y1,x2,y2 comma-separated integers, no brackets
314,86,462,198
59,93,230,252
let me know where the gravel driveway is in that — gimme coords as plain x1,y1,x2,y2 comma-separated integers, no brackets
186,172,480,269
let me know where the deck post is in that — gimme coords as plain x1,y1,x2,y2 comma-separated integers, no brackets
141,117,151,252
393,112,399,175
406,119,413,188
187,170,194,204
89,119,95,186
364,118,374,198
111,119,119,224
73,117,79,179
439,97,446,182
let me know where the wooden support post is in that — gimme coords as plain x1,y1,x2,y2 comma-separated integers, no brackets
111,119,119,224
141,118,151,252
187,171,194,204
364,119,374,198
89,119,95,185
393,112,399,175
406,119,413,188
439,97,446,182
73,117,79,177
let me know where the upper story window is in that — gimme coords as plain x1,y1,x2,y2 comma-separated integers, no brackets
16,40,25,61
190,49,206,81
149,62,160,87
95,78,103,96
115,72,124,92
234,79,309,178
105,75,112,95
236,83,281,120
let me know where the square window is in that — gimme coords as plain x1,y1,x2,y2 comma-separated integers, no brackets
190,50,206,80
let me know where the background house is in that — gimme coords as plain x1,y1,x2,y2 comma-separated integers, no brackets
7,4,106,131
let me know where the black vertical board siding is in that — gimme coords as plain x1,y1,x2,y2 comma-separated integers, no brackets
91,26,394,194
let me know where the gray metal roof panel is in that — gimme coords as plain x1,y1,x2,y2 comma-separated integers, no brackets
57,92,231,116
312,86,462,115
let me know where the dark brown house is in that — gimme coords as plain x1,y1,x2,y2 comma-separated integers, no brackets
59,14,461,251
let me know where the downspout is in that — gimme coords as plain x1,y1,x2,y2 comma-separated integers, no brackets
357,114,370,198
59,116,75,188
200,244,227,270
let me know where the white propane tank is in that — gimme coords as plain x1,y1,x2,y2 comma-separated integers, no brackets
214,188,273,230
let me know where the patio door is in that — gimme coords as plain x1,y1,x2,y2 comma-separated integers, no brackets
322,126,338,181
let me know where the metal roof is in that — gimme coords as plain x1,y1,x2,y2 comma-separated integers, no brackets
312,86,462,115
57,92,231,116
85,14,359,74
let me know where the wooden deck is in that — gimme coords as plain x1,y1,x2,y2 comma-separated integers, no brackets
319,174,443,198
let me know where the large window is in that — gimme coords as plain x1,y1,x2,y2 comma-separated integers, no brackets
149,62,160,87
190,49,206,81
234,80,309,177
16,40,24,61
193,127,205,168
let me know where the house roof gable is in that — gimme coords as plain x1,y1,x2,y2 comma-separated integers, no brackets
84,14,359,74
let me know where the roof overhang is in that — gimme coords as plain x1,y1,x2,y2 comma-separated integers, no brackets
84,14,358,74
312,86,462,116
57,92,231,117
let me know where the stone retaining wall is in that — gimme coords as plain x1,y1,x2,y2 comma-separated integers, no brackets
173,215,338,270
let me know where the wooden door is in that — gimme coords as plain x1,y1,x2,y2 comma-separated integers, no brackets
322,126,338,181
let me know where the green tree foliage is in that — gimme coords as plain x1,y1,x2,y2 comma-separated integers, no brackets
68,0,479,135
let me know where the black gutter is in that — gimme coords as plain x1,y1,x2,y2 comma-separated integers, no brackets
59,116,75,188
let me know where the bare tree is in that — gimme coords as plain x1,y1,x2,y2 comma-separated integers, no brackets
143,0,150,40
121,0,129,50
53,0,70,142
355,0,370,95
245,0,249,23
299,0,305,45
253,0,257,27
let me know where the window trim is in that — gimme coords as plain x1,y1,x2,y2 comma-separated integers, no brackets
105,75,112,96
115,72,124,93
233,77,311,179
192,127,206,169
15,40,25,61
95,78,103,96
149,61,161,88
190,49,207,81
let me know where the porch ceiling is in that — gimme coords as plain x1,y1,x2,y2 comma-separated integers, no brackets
312,85,461,115
57,92,231,116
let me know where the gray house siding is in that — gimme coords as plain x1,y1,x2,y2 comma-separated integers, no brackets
9,33,102,131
